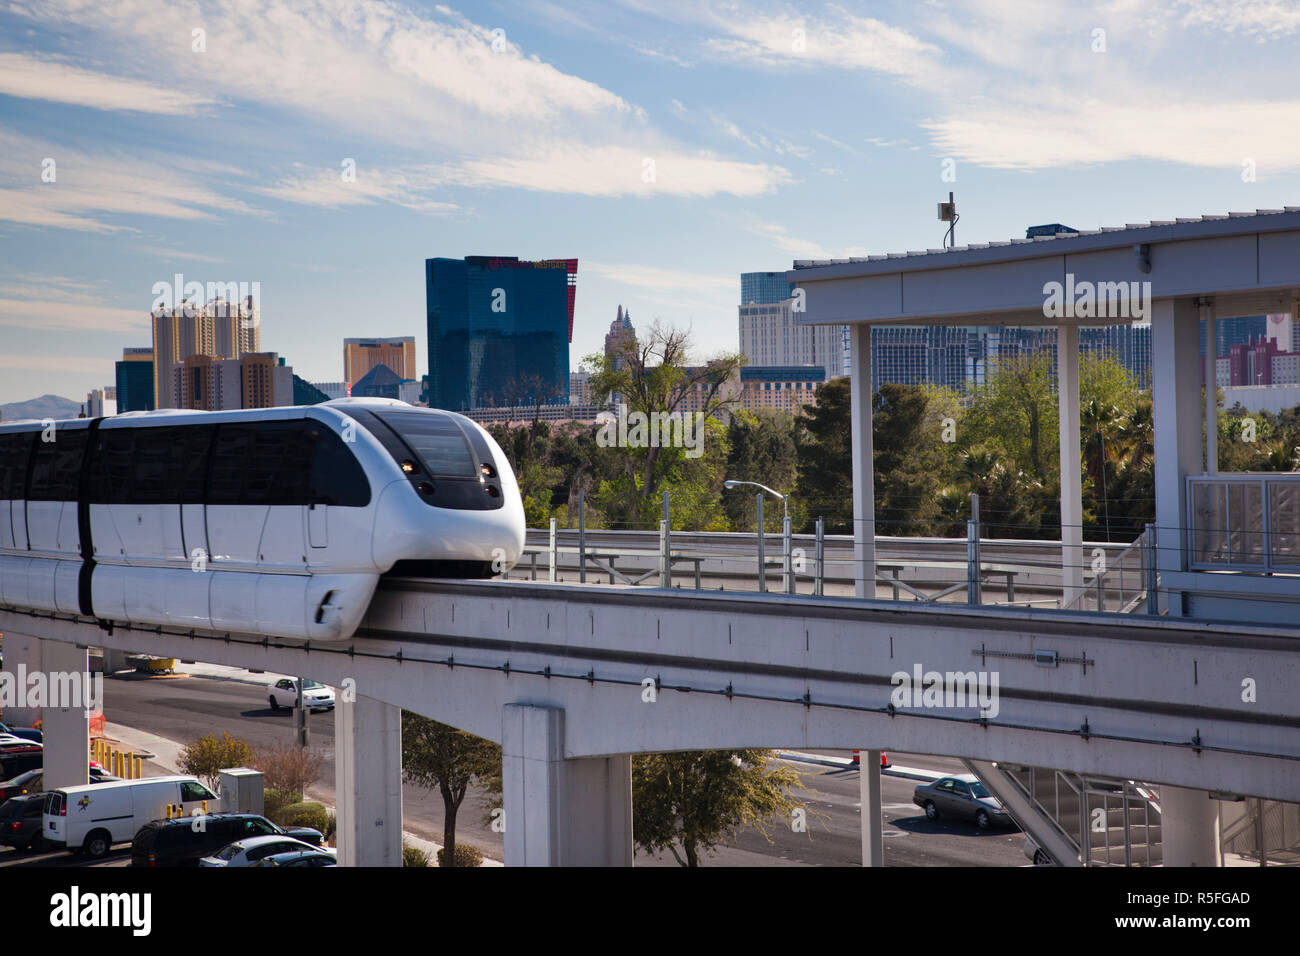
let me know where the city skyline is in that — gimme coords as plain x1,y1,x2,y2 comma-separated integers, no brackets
4,1,1300,404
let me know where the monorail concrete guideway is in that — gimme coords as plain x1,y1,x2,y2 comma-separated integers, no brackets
3,576,1298,866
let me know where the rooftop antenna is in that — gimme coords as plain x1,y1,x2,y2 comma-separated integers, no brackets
938,191,958,248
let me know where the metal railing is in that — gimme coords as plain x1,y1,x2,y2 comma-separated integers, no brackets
514,494,1152,610
1062,525,1153,614
999,764,1162,866
1188,473,1300,573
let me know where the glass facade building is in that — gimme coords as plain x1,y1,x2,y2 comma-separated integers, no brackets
115,348,155,412
741,271,795,306
426,256,576,411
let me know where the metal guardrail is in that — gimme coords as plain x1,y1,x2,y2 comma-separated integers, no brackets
1189,473,1300,573
1062,525,1154,614
522,521,1145,611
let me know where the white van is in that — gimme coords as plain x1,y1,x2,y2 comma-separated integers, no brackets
42,775,218,858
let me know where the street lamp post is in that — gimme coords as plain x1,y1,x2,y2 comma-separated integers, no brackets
724,480,791,593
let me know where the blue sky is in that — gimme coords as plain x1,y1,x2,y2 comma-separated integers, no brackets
1,0,1298,405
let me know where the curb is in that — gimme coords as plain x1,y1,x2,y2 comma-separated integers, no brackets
777,750,946,782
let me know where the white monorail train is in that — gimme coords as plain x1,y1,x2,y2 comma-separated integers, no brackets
0,399,523,641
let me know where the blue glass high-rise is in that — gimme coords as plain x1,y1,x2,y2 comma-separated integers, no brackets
426,256,575,411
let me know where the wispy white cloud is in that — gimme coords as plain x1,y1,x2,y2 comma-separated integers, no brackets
134,246,231,263
1173,0,1300,37
254,163,460,212
749,221,867,260
700,3,942,80
631,44,695,67
584,260,735,295
0,53,217,114
0,128,263,233
0,352,117,374
0,273,146,332
445,145,791,197
8,0,787,201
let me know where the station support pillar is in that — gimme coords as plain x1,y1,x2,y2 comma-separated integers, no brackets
1162,786,1222,866
0,630,43,726
40,640,90,793
502,703,633,866
1151,298,1204,616
860,749,884,867
335,693,403,866
849,324,876,598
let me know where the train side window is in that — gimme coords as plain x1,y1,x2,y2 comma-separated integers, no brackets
209,422,312,506
307,426,371,507
90,428,135,504
0,433,35,499
130,428,169,505
156,425,212,505
27,428,88,501
208,425,250,505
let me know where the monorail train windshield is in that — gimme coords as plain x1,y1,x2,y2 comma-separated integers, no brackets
374,411,477,478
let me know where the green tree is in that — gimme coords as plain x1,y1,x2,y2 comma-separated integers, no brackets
873,383,949,535
723,409,797,532
584,321,744,526
400,712,501,866
793,377,853,533
178,733,251,792
632,749,805,866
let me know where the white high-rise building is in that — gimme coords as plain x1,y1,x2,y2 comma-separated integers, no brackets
738,297,843,376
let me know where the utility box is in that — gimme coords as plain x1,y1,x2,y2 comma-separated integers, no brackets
218,768,265,815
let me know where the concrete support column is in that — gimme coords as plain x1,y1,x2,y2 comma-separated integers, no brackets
501,703,633,866
1162,786,1221,866
0,630,42,726
1152,298,1204,615
101,648,130,675
849,323,876,598
860,749,883,867
1204,302,1218,475
335,693,403,867
1057,324,1084,606
40,640,89,793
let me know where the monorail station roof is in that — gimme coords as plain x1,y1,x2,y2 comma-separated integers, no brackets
788,207,1300,328
789,205,1300,629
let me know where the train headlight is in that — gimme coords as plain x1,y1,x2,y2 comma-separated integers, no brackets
401,460,416,474
480,463,495,478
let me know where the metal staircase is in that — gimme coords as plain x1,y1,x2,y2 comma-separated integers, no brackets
1221,798,1300,865
966,759,1162,866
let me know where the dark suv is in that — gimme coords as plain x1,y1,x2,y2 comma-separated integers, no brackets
130,813,324,867
0,794,48,851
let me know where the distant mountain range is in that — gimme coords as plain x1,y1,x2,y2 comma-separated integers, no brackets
0,394,82,422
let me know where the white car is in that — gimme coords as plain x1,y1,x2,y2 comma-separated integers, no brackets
200,834,332,867
268,679,334,711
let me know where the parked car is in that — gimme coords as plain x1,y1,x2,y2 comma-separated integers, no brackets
0,722,42,744
43,775,218,858
131,813,324,867
251,848,338,868
268,679,335,712
0,794,49,851
199,834,330,867
0,738,43,778
0,767,119,801
912,774,1017,830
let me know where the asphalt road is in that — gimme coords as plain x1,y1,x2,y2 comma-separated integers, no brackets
2,671,1028,868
